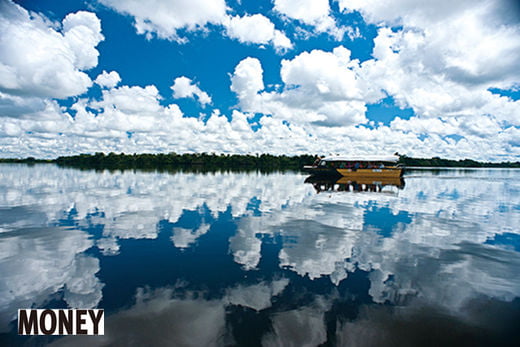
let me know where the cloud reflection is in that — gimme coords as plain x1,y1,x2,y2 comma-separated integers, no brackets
52,287,229,347
52,278,291,347
0,226,102,332
230,169,520,313
1,165,519,343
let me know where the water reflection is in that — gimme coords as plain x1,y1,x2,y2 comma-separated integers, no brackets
0,164,519,345
0,225,103,332
53,287,229,347
305,175,405,193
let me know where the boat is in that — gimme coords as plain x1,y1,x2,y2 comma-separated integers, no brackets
303,155,404,178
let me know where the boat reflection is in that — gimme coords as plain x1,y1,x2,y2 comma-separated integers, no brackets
305,174,405,193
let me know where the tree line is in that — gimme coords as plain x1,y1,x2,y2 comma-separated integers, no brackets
54,152,315,172
0,153,519,170
398,155,520,168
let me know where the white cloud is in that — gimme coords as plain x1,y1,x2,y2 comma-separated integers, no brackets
62,11,104,70
100,0,293,51
223,14,292,51
91,85,164,115
171,76,212,106
275,0,330,22
99,0,227,41
273,30,293,50
343,0,520,87
1,44,518,162
95,70,122,89
0,92,48,118
100,0,294,51
230,57,265,109
1,87,518,160
230,48,380,126
0,1,103,99
2,0,519,161
352,24,520,148
339,0,520,117
274,0,347,40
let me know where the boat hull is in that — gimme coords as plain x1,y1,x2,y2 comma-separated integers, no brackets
303,167,403,178
336,168,403,178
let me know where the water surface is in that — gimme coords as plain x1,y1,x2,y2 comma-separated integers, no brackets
1,165,519,346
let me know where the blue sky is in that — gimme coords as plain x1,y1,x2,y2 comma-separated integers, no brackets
1,0,519,160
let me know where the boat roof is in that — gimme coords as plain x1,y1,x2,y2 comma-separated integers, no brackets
320,155,399,163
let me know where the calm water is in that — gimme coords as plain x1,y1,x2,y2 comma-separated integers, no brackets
1,164,519,346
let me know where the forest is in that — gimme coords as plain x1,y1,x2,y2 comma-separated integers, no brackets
1,153,519,170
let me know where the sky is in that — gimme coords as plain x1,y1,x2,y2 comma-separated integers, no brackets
0,0,519,161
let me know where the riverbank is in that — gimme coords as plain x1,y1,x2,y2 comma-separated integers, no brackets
1,153,519,169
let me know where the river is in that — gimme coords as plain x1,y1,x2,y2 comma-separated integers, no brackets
1,164,519,346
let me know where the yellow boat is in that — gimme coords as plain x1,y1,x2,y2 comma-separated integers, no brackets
303,155,404,178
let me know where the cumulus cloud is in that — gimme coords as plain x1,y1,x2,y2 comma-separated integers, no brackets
230,57,265,109
0,1,103,100
1,2,518,161
275,0,330,23
171,76,212,106
358,26,520,120
1,82,518,160
222,2,520,159
274,0,347,39
336,0,520,119
341,0,520,88
339,1,520,157
223,14,292,51
230,47,380,126
100,0,293,51
95,70,122,89
99,0,227,41
1,0,519,161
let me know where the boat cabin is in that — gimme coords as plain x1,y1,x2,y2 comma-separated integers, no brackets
304,155,403,178
316,155,399,168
